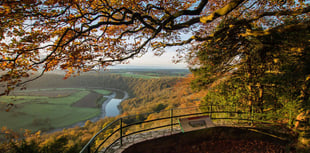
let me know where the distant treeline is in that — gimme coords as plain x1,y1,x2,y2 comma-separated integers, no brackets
23,72,180,99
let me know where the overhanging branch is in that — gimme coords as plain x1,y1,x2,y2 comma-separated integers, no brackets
241,21,310,37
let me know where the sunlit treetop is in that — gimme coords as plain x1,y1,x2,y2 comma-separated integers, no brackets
0,0,309,95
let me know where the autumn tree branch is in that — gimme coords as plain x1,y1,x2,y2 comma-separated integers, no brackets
1,0,309,95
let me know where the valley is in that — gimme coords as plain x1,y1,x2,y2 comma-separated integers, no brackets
0,69,190,133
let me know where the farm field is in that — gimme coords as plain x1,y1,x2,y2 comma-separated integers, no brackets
118,73,159,79
109,69,190,79
0,88,111,132
72,91,106,108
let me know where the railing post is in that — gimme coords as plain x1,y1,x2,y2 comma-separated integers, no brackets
170,109,173,132
120,118,123,146
251,105,254,126
289,109,292,127
210,104,212,118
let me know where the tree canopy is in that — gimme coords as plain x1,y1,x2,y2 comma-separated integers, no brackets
0,0,309,95
189,2,310,131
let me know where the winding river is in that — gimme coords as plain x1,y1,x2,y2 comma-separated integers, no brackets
102,89,128,117
47,89,128,133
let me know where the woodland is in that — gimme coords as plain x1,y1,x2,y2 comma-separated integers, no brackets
0,0,310,152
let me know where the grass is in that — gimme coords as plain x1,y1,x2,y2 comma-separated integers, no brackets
93,89,112,95
47,90,90,105
119,73,159,79
21,104,100,128
0,96,48,104
0,89,101,132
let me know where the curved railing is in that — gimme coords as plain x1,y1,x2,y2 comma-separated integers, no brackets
80,104,293,153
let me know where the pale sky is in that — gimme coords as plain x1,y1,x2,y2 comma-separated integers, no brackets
115,50,188,69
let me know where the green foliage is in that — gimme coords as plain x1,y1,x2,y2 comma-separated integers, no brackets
3,136,82,153
9,140,40,153
191,18,310,123
123,114,148,125
152,103,168,113
40,137,68,153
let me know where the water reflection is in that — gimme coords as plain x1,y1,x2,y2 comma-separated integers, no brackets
105,99,122,116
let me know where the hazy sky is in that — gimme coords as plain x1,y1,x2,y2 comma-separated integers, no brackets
115,50,188,69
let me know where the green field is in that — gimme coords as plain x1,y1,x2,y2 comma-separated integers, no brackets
93,89,112,95
114,70,189,79
118,73,159,79
0,88,110,132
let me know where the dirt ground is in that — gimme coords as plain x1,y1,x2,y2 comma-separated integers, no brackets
122,127,295,153
72,91,103,108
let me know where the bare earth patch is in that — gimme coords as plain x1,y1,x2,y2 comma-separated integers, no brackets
72,91,103,108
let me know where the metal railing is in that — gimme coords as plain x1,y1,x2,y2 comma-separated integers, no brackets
80,104,293,153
